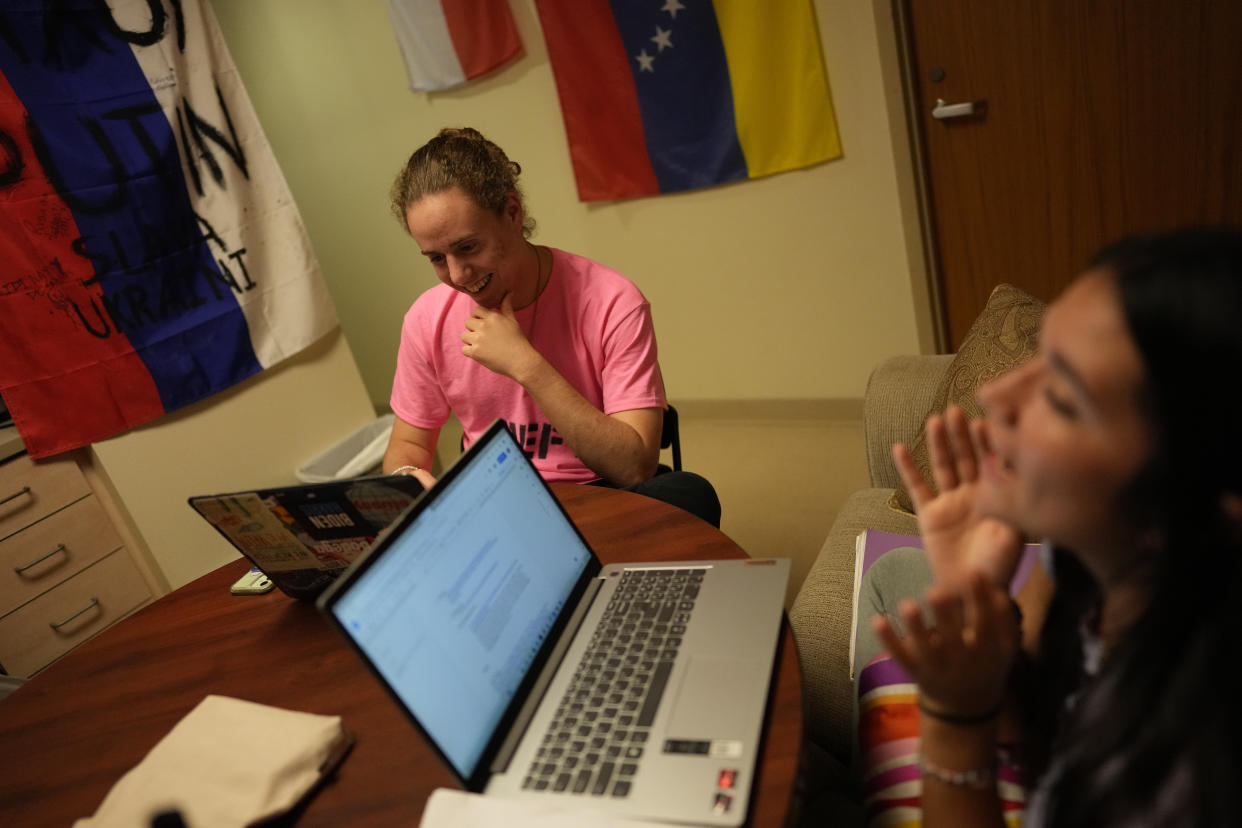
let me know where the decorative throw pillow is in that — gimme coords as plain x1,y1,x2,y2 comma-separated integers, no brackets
889,284,1047,515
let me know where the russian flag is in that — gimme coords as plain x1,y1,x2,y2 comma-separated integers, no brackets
384,0,522,93
0,0,338,458
534,0,842,202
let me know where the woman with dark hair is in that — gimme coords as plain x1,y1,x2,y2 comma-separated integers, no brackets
868,226,1242,826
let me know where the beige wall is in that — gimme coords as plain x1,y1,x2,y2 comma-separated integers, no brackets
201,0,928,599
211,0,929,407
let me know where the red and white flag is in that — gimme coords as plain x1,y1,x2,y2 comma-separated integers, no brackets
384,0,522,92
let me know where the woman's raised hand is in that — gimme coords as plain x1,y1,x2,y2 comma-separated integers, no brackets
893,406,1023,591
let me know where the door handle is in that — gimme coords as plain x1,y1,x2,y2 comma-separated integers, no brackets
932,98,978,120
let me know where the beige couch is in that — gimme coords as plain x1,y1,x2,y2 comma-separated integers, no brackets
787,285,1047,822
789,353,950,764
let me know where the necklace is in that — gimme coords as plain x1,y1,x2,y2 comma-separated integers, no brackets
527,242,549,338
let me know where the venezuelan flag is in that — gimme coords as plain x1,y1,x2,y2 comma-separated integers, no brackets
0,0,337,458
535,0,842,201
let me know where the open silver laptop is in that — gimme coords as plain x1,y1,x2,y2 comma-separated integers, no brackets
317,420,789,826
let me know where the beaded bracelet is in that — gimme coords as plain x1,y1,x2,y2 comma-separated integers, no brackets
918,755,997,791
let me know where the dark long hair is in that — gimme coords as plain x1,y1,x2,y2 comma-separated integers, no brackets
1028,227,1242,826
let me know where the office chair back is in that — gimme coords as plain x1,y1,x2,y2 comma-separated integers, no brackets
659,404,682,473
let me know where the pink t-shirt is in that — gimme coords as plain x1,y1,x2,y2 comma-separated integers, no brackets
390,248,666,483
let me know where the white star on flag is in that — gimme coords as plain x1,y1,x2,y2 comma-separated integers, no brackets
661,0,685,19
651,26,673,51
635,49,655,72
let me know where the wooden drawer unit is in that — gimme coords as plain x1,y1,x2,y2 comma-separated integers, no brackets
0,497,124,618
0,451,157,677
0,549,150,677
0,453,91,540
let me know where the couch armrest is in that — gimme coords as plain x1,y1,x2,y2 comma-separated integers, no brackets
789,488,920,762
864,354,953,489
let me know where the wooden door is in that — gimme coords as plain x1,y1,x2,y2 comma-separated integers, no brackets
902,0,1242,347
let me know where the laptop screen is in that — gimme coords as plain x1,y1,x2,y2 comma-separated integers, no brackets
326,426,594,779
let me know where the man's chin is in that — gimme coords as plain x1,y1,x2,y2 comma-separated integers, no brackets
461,287,499,309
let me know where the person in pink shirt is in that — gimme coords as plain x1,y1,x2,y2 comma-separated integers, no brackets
382,127,719,527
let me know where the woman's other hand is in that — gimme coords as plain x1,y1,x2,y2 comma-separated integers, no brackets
873,572,1020,720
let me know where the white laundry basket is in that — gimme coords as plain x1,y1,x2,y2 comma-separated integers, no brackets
295,414,395,483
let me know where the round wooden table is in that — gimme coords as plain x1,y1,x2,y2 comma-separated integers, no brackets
0,484,803,826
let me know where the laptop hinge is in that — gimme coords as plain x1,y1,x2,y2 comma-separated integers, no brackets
489,577,604,774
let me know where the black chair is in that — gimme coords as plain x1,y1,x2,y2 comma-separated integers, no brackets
658,403,681,474
650,403,719,527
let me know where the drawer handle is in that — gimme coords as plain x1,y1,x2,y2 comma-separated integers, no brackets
14,543,68,575
49,597,100,630
1,486,31,506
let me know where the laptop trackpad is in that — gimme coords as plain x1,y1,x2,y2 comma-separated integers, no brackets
665,655,768,739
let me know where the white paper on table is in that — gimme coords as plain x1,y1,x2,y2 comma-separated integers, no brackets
420,788,680,827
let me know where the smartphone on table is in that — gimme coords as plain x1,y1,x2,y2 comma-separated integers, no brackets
229,566,275,595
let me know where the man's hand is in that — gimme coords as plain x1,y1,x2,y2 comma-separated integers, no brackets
462,294,542,382
399,466,437,489
459,295,660,487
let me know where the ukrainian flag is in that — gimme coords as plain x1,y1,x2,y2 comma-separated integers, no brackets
536,0,842,201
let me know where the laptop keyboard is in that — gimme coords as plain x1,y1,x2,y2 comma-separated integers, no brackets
522,567,704,798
